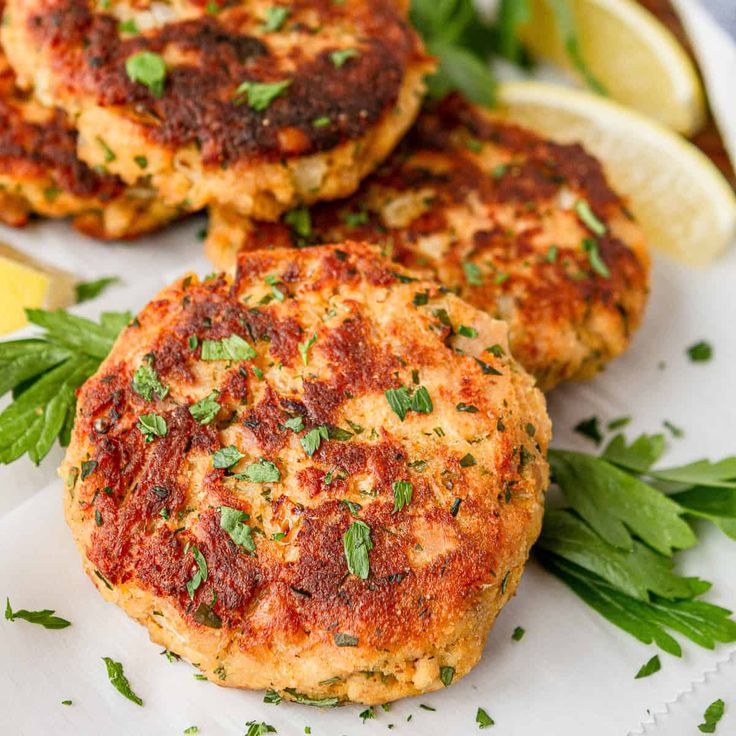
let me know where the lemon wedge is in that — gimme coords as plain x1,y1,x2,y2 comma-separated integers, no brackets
519,0,706,135
0,242,76,334
496,81,736,266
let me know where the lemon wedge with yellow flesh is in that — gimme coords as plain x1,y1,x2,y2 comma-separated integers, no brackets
496,81,736,266
0,242,76,334
519,0,705,135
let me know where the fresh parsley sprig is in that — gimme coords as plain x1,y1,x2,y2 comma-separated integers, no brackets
0,308,130,465
540,433,736,656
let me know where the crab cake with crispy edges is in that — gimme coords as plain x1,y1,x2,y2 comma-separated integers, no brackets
61,242,550,705
2,0,431,220
207,97,650,390
0,38,177,239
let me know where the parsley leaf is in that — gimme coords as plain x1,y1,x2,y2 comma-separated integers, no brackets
212,445,244,469
392,480,413,513
201,334,256,361
189,392,221,424
385,387,412,421
132,361,169,402
538,554,736,656
75,276,119,304
329,48,359,67
234,79,291,110
698,699,725,733
301,425,328,456
240,458,280,483
283,688,339,707
573,416,603,445
245,721,277,736
634,654,661,679
5,598,71,629
137,413,168,442
185,544,208,599
102,657,144,706
687,341,713,362
125,51,167,98
511,626,525,641
549,450,696,555
343,520,373,579
439,665,455,686
476,707,495,728
218,506,256,554
298,334,317,366
261,6,290,32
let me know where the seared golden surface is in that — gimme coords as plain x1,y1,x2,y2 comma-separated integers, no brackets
61,242,549,704
3,0,431,219
0,38,176,239
208,97,650,390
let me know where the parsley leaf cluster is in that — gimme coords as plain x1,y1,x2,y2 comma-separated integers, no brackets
0,308,130,465
539,432,736,656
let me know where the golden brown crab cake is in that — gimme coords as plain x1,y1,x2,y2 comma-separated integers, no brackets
207,97,650,390
2,0,431,220
61,242,549,705
0,41,177,239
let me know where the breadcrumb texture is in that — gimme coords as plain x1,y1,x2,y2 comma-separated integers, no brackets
208,97,650,390
2,0,431,218
0,28,177,239
61,242,550,705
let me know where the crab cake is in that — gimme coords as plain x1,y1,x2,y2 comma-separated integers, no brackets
0,40,177,239
207,97,650,390
2,0,431,220
61,242,549,705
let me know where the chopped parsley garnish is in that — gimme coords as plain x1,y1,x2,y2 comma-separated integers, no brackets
201,334,256,361
301,425,328,456
457,325,477,338
5,598,71,629
234,79,291,111
312,116,331,128
283,415,305,432
486,344,505,358
607,416,631,431
81,459,97,480
125,51,167,98
463,261,483,286
582,238,610,278
573,416,603,445
132,361,169,401
183,728,199,735
245,721,277,736
261,6,290,31
240,458,280,483
634,654,661,679
284,206,312,238
511,626,525,641
283,688,339,707
392,480,413,513
264,274,285,302
212,445,244,469
102,657,143,706
545,245,559,263
333,632,359,647
61,700,72,706
329,48,359,67
663,420,684,438
439,665,455,687
413,291,429,306
218,506,256,555
698,699,725,733
360,707,375,722
96,136,116,162
575,200,607,236
687,340,713,362
456,403,479,413
264,689,282,704
385,384,433,421
343,519,373,579
185,544,208,599
476,707,495,729
75,276,119,304
137,413,167,442
298,333,318,366
189,391,220,425
193,602,222,628
459,453,476,468
450,497,462,516
118,18,139,34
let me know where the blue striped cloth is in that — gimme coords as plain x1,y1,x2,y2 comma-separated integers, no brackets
701,0,736,38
